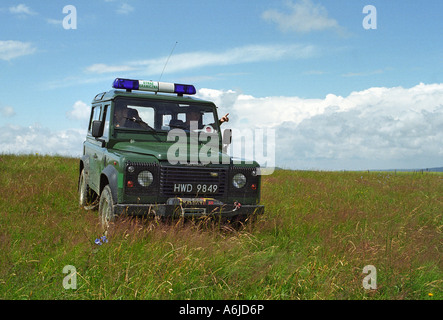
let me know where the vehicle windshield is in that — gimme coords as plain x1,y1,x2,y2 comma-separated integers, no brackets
113,97,219,134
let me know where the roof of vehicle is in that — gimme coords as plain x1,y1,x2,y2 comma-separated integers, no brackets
92,89,216,106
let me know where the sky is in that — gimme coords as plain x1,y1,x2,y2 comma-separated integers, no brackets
0,0,442,170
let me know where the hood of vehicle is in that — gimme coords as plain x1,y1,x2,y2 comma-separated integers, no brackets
112,141,231,164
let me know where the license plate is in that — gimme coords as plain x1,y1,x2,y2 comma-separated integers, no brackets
173,183,218,194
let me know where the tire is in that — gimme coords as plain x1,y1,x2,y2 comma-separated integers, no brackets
98,185,116,230
78,169,96,209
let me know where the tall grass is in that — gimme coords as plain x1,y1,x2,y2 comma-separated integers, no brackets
0,154,441,299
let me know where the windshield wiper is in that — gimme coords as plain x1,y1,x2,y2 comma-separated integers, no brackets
124,117,162,141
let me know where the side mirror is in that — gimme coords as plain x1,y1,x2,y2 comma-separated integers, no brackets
91,120,103,138
222,129,232,145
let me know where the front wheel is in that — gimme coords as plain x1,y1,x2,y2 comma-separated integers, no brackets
98,185,116,231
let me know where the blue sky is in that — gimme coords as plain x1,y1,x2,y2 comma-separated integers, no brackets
1,0,442,170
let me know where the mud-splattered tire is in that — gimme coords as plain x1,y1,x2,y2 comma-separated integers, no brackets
98,185,116,230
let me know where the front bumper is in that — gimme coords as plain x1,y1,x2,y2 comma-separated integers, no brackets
113,197,264,219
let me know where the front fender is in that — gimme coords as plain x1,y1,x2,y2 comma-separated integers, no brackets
101,165,119,204
80,155,89,174
78,155,90,189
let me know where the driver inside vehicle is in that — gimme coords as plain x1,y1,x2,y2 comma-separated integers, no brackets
114,105,129,128
114,106,151,130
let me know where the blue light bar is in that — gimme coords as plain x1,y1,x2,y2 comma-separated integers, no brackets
113,78,139,91
174,83,197,95
112,78,196,95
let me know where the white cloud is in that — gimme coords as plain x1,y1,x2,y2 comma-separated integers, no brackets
198,83,443,170
262,0,342,34
9,4,36,16
0,40,36,61
0,124,85,157
0,106,16,118
342,69,385,77
85,43,317,75
197,89,338,129
66,101,90,121
46,18,63,26
84,63,136,74
140,44,317,74
116,3,134,15
103,0,134,14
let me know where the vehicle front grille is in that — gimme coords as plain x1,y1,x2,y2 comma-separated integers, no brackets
160,165,228,197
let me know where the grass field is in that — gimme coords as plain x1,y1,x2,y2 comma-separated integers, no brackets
0,154,441,300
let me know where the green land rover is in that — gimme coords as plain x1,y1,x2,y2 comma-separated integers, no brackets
78,78,264,228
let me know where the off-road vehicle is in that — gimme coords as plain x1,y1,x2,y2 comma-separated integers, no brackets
78,78,264,228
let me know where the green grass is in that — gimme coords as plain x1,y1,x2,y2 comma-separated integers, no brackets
0,154,441,300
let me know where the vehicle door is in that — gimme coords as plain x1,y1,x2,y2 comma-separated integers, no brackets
85,104,109,193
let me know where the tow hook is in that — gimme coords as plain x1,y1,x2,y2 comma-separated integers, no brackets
233,201,242,211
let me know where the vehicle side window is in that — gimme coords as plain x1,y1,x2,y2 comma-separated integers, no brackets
102,105,110,140
88,105,102,133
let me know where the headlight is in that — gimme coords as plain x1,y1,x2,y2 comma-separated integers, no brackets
233,173,246,188
138,170,153,187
